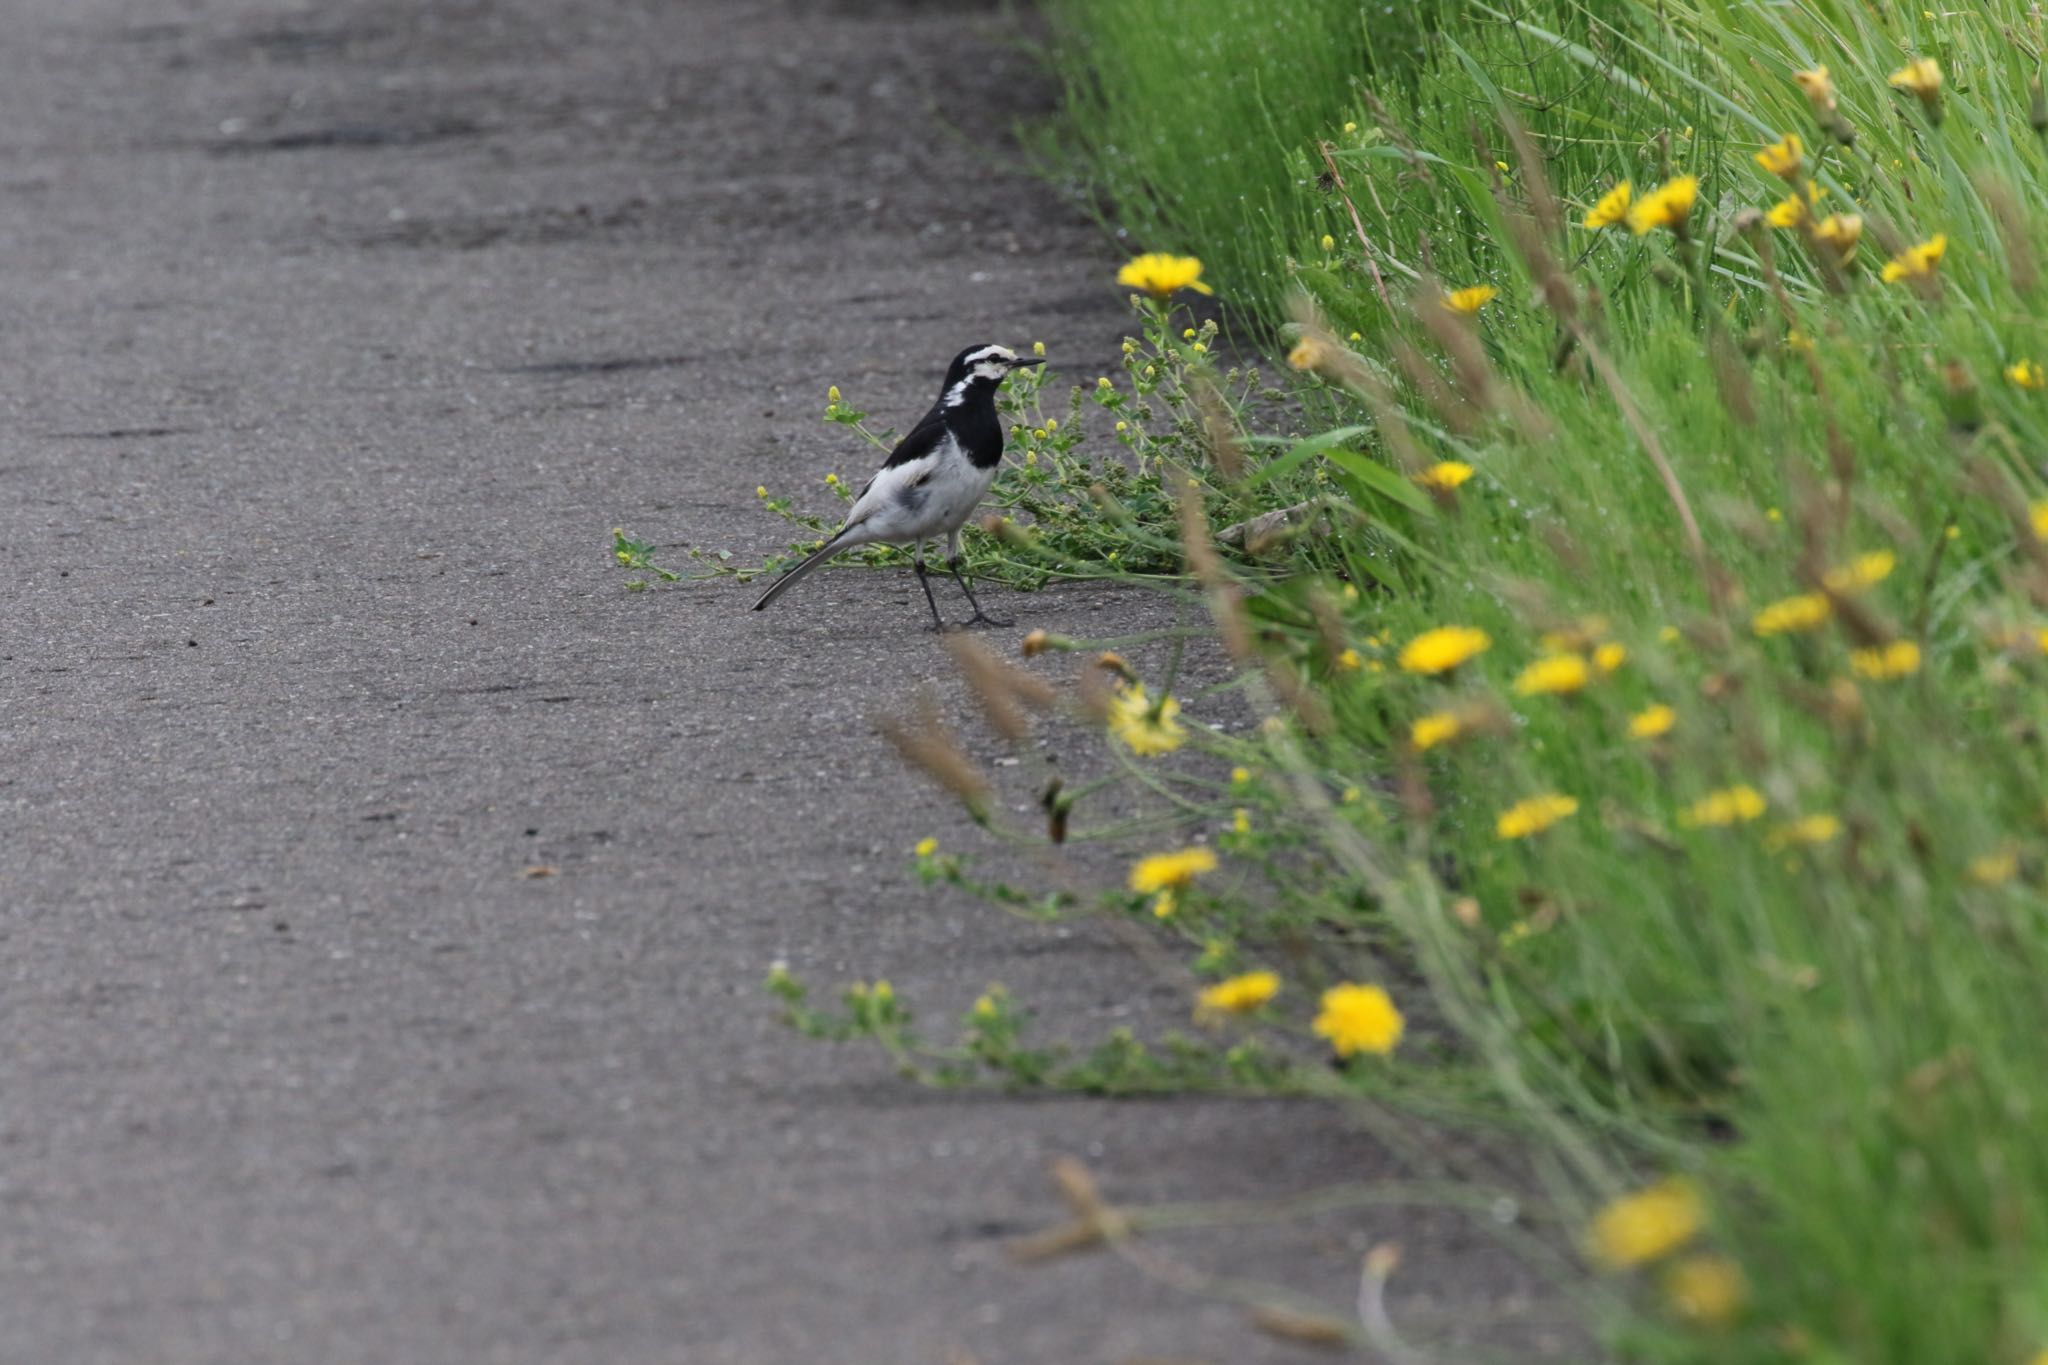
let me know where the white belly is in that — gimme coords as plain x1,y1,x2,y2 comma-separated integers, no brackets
842,435,998,547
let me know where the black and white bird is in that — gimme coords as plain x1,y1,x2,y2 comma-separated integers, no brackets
751,343,1042,629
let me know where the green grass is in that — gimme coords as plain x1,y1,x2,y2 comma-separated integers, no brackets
1017,0,2048,1359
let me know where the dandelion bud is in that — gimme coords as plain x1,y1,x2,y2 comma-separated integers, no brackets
1320,233,1336,252
827,385,841,403
1020,629,1068,657
1941,360,1983,435
1094,651,1137,682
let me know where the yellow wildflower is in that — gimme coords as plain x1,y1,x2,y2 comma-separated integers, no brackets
1888,57,1943,100
1128,847,1218,919
1880,233,1947,284
1849,640,1921,679
1593,642,1627,674
1312,983,1404,1058
756,485,769,498
2007,360,2047,391
1496,792,1579,840
1117,253,1213,298
1514,653,1592,697
1793,65,1836,111
914,837,938,859
1410,711,1462,751
2033,500,2048,539
1108,684,1187,756
1752,592,1831,636
1287,336,1330,372
1415,460,1474,491
1823,549,1895,593
1231,766,1251,785
1335,648,1363,671
1032,341,1046,356
1445,284,1498,314
1197,970,1279,1017
1588,1178,1705,1269
1583,180,1633,230
1319,233,1336,252
1681,784,1768,828
1754,132,1804,181
1969,849,2019,886
1812,213,1863,262
1628,703,1677,740
1232,807,1251,834
1397,625,1492,675
1626,174,1699,236
971,986,1006,1020
1664,1255,1747,1327
1766,813,1842,851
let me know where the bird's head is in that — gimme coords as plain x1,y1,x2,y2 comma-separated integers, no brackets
941,343,1043,407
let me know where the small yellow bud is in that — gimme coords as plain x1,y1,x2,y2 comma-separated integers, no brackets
1032,340,1046,356
827,385,841,403
1342,121,1358,133
1320,234,1336,252
1115,420,1128,432
1097,376,1113,389
1183,328,1197,340
756,485,768,498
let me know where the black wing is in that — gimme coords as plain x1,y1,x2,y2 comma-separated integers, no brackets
853,402,948,502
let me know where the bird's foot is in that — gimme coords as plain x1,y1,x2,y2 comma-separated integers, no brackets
963,612,1014,629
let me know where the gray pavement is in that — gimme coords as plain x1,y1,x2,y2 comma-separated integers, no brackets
0,1,1568,1361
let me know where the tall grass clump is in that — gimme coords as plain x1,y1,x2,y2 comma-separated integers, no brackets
990,1,2048,1359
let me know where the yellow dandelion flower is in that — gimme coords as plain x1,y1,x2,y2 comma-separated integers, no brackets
1880,233,1947,284
1313,983,1404,1058
1888,56,1943,99
1398,625,1491,675
1823,549,1895,593
971,985,1006,1020
1812,213,1863,262
1766,813,1842,851
1753,592,1831,636
1588,1178,1705,1269
1514,653,1592,697
1496,792,1579,840
1232,807,1251,834
1445,284,1498,314
1410,710,1462,751
1231,766,1251,785
1117,253,1213,298
1793,65,1836,111
1629,703,1677,739
1754,133,1804,181
1415,460,1474,491
1969,849,2019,886
2007,360,2047,391
1849,640,1921,679
1583,180,1633,230
914,837,938,859
1664,1255,1746,1327
1681,784,1768,828
1197,970,1279,1017
1287,335,1330,371
1335,648,1363,671
1108,684,1187,756
1129,846,1218,896
1593,642,1627,674
1766,195,1807,230
1626,174,1699,236
2032,500,2048,539
1319,233,1336,253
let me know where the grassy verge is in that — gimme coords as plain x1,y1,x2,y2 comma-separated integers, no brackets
1021,0,2048,1358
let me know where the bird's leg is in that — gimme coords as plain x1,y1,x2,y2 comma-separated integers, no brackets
912,542,947,631
946,532,1011,628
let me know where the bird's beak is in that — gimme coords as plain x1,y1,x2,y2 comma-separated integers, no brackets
1011,356,1045,368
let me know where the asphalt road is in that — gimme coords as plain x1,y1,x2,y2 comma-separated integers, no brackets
0,1,1570,1361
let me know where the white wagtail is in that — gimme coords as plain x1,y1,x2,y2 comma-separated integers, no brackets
752,343,1042,629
